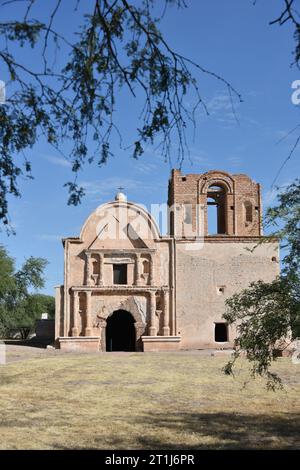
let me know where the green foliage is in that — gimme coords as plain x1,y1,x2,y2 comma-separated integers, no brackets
0,245,15,297
0,0,240,231
264,179,300,281
0,21,44,48
11,294,55,339
0,245,51,338
23,294,55,319
224,179,300,389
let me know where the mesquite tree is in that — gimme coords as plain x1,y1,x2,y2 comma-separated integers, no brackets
224,179,300,389
0,1,298,231
0,0,240,230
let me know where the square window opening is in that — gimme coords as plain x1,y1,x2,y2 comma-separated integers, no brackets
113,264,127,285
214,323,228,342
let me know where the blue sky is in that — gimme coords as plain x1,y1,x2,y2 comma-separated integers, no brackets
1,0,299,295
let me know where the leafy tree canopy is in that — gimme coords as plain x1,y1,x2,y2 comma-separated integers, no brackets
0,245,51,338
0,0,244,230
223,179,300,389
0,0,300,231
0,1,300,231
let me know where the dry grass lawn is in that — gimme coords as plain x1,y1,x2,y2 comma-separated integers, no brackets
0,346,299,449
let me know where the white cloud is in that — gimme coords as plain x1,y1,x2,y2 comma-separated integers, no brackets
227,155,243,168
36,234,63,241
81,176,164,202
185,153,211,169
135,162,158,174
43,154,72,168
208,92,235,114
263,189,278,207
246,90,259,98
206,91,244,128
263,180,292,207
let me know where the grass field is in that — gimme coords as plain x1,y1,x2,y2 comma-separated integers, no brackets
0,346,299,449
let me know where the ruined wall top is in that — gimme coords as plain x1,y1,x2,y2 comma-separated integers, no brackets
168,169,262,237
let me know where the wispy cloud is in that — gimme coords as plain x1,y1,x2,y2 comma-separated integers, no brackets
205,91,241,129
274,126,300,146
185,150,211,169
135,162,158,174
36,234,63,241
206,90,268,130
227,155,243,168
208,92,235,114
263,180,292,207
81,176,164,202
263,188,278,207
43,154,72,168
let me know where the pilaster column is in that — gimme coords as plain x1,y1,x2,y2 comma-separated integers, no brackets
98,253,104,286
134,321,146,339
135,253,142,286
85,252,91,286
71,291,79,336
85,291,92,336
149,254,154,286
163,290,170,336
134,322,146,352
149,290,157,336
99,319,107,352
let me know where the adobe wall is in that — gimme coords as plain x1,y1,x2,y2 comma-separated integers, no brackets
56,197,174,349
65,239,170,289
175,239,279,349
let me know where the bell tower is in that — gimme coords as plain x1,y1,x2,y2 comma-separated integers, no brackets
168,169,262,237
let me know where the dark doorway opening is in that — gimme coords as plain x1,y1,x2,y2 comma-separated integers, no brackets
113,264,127,284
106,310,136,351
214,323,228,342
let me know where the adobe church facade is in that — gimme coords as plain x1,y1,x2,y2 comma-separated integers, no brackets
55,170,279,352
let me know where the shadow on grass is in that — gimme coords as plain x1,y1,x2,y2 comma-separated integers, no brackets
136,412,300,449
64,412,300,450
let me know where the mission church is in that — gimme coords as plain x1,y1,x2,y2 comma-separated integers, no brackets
55,169,279,352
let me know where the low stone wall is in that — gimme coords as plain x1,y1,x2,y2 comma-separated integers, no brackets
58,336,100,352
142,336,181,351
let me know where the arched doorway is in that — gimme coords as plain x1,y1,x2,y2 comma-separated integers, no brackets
106,310,136,351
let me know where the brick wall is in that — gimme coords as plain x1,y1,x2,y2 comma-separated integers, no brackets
168,169,262,237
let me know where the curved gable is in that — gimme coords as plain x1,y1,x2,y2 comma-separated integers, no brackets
79,200,160,248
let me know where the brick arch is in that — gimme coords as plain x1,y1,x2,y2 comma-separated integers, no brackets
100,297,145,323
199,175,234,195
198,173,235,236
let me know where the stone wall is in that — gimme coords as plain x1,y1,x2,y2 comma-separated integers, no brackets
56,173,279,352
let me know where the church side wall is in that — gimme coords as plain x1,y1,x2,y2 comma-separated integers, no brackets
175,240,279,349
